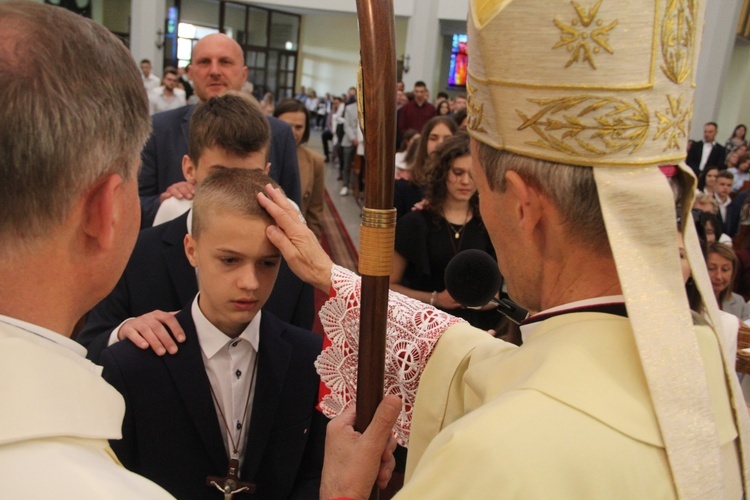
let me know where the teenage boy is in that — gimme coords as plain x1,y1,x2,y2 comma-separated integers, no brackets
715,170,734,225
100,169,325,499
77,93,314,361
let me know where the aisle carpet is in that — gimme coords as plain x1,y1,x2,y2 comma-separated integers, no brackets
311,190,359,334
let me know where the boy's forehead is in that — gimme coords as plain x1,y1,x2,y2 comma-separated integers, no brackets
199,208,273,238
202,206,269,224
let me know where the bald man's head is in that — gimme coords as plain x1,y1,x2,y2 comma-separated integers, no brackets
188,34,249,102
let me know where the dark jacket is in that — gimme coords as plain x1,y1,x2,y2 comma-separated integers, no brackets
101,307,326,499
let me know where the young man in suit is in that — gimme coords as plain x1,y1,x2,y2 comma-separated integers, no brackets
139,33,301,228
686,122,728,175
101,169,326,499
77,93,313,361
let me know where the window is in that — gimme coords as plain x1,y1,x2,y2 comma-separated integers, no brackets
447,34,468,88
220,1,300,100
176,22,219,68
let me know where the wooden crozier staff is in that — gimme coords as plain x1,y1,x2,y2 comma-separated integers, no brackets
354,0,397,494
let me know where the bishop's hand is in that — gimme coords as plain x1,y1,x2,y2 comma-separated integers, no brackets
258,183,334,293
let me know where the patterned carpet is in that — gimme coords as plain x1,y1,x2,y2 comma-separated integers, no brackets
319,190,359,272
311,189,359,334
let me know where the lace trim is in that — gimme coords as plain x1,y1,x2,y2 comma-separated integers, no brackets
315,265,465,446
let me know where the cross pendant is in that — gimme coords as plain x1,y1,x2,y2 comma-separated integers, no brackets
206,458,256,499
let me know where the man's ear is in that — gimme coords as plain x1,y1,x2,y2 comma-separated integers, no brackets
182,155,197,184
184,233,198,268
264,162,271,175
504,170,543,237
81,173,125,251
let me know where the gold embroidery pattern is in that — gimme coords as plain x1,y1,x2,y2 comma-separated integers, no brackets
553,0,618,69
653,95,691,151
660,0,696,84
517,95,650,157
467,83,487,133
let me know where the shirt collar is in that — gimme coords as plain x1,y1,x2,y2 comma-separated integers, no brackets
519,295,625,343
0,313,87,357
191,295,260,359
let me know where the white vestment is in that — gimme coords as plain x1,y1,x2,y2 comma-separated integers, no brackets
0,320,172,499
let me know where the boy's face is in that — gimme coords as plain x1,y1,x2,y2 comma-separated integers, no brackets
182,146,269,186
716,177,733,198
184,211,280,338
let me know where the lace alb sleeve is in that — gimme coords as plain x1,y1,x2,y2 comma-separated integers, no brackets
315,264,465,446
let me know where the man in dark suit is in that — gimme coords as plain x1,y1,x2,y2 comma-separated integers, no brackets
139,33,301,228
686,122,727,176
100,169,325,499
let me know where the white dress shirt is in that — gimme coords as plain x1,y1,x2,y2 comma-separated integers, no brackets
192,296,260,466
142,73,161,92
699,141,715,172
149,86,186,115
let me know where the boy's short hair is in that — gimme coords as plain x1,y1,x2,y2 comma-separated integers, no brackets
188,92,270,165
718,170,734,181
192,168,279,238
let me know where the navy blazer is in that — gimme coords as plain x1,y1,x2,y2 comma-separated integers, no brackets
101,307,326,500
139,105,301,227
77,211,314,362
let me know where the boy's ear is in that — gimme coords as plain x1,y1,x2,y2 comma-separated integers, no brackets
182,155,197,184
184,234,198,268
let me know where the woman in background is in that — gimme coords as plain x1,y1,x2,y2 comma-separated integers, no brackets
726,124,748,158
436,99,451,116
697,165,720,197
708,242,750,321
390,132,502,331
394,116,458,219
274,99,325,240
411,116,458,189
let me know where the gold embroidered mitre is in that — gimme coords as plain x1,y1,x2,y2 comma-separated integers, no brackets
467,0,697,166
467,1,750,499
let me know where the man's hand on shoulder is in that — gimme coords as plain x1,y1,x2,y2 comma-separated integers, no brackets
159,181,195,203
118,310,186,355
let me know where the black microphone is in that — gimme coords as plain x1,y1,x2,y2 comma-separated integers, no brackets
444,249,528,325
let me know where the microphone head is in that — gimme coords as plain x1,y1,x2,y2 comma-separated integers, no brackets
444,249,503,308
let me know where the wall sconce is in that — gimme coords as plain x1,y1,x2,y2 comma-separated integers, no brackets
156,29,166,49
402,54,411,74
